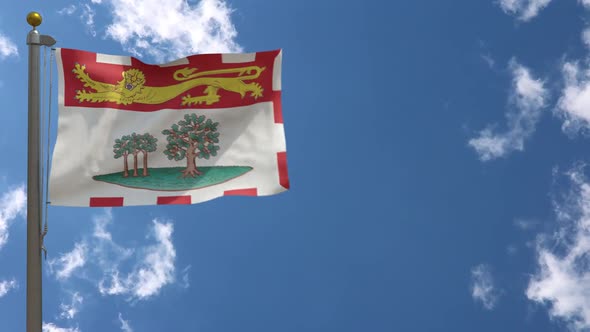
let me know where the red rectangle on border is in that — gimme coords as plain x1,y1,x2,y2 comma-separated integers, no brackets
273,91,283,124
277,152,290,189
89,197,124,207
224,188,258,196
157,196,192,205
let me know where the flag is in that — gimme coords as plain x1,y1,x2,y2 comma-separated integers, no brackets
49,48,288,207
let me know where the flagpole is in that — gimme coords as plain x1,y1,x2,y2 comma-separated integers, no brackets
26,12,55,332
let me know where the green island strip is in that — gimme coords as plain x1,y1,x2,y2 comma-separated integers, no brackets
93,166,253,191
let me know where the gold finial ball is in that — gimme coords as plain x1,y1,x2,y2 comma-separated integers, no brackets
26,12,42,27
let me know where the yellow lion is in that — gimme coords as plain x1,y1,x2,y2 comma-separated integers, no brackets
72,63,265,106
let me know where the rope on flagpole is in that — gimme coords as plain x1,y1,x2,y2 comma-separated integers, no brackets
39,46,47,260
40,47,54,260
40,46,45,211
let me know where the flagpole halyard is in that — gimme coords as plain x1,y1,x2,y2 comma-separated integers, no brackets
26,11,55,332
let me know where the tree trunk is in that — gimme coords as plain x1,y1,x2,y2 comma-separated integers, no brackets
123,153,129,177
181,147,202,178
142,151,149,176
133,153,138,177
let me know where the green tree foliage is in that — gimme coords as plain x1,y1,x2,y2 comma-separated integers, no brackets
162,113,220,177
113,133,157,177
141,133,158,153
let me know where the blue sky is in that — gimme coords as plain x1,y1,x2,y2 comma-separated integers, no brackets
3,0,590,331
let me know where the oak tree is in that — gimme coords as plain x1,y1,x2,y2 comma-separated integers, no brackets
162,114,220,177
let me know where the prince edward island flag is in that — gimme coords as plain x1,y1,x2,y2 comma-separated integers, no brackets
49,48,289,207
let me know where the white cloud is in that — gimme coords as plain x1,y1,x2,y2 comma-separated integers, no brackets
544,0,590,137
514,218,540,230
57,5,77,15
553,4,590,136
130,220,176,298
99,220,176,300
0,185,26,250
59,292,83,320
98,270,127,296
90,209,134,271
48,242,87,280
118,313,133,332
498,0,553,21
0,33,18,60
42,323,80,332
469,61,547,161
49,209,132,282
506,244,518,255
81,4,97,37
554,61,590,135
93,209,112,241
527,166,590,331
470,264,500,310
50,210,178,301
180,265,191,289
582,28,590,50
468,129,509,161
481,54,496,69
88,0,241,61
0,279,17,297
57,4,97,37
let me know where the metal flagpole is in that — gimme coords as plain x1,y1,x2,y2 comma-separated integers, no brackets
26,12,55,332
